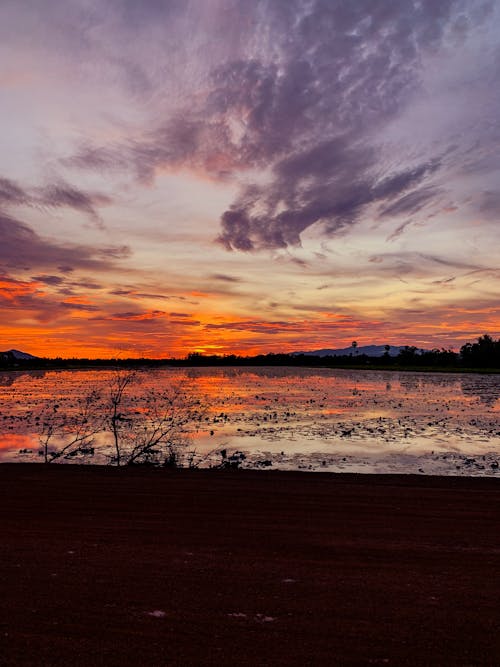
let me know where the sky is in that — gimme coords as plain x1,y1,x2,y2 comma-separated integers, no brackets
1,0,499,358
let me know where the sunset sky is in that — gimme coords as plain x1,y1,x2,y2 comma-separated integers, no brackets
1,0,499,358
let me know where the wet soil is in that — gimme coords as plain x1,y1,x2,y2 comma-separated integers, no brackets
1,464,499,666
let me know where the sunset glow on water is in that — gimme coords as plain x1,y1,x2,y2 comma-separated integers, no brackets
1,368,499,475
1,2,500,473
2,5,500,667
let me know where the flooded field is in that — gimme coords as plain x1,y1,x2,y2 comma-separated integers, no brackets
0,367,499,475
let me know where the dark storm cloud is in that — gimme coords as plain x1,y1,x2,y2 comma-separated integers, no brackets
0,213,130,271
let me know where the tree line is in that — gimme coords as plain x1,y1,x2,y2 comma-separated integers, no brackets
1,335,500,370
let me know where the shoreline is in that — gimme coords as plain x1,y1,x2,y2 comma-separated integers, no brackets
2,362,500,375
1,464,499,665
2,459,500,480
3,443,500,476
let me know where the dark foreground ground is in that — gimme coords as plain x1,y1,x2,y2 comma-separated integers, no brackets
1,465,499,666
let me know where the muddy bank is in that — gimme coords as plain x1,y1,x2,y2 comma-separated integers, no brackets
1,464,499,666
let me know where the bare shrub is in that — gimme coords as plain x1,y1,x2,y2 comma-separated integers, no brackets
107,369,137,467
106,370,207,467
37,389,103,463
36,370,208,466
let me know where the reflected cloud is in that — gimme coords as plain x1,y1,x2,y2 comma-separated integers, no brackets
461,375,500,406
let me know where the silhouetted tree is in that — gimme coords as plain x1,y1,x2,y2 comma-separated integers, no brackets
107,370,137,467
37,390,103,463
460,334,500,367
397,346,419,364
105,370,206,466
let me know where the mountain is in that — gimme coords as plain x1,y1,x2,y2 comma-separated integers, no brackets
293,345,408,358
0,349,39,360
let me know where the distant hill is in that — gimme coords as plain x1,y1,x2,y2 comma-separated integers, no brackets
0,349,39,360
293,345,409,358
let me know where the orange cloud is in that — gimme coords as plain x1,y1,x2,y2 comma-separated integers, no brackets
0,276,41,303
107,310,167,321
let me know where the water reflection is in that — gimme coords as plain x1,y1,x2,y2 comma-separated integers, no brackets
461,375,500,406
0,367,498,473
183,366,342,380
0,433,37,452
398,373,460,392
0,370,47,386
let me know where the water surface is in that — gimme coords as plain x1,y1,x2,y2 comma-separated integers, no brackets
0,367,499,474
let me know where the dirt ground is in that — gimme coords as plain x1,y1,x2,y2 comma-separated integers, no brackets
0,464,499,666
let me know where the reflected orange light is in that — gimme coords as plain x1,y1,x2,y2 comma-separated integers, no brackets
0,434,38,451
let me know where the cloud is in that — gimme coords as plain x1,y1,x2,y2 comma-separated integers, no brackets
217,151,444,250
379,185,442,218
386,221,414,243
109,310,166,320
479,190,500,219
97,245,131,260
0,178,28,206
31,274,65,286
6,0,495,265
0,176,112,225
109,288,133,296
59,0,489,250
108,287,187,301
208,0,475,250
0,272,87,323
69,279,103,290
0,212,130,272
62,145,129,173
209,273,241,283
59,301,100,312
36,183,112,224
0,274,40,304
202,314,383,336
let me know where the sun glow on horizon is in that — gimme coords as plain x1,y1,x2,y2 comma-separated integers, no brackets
1,1,499,357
